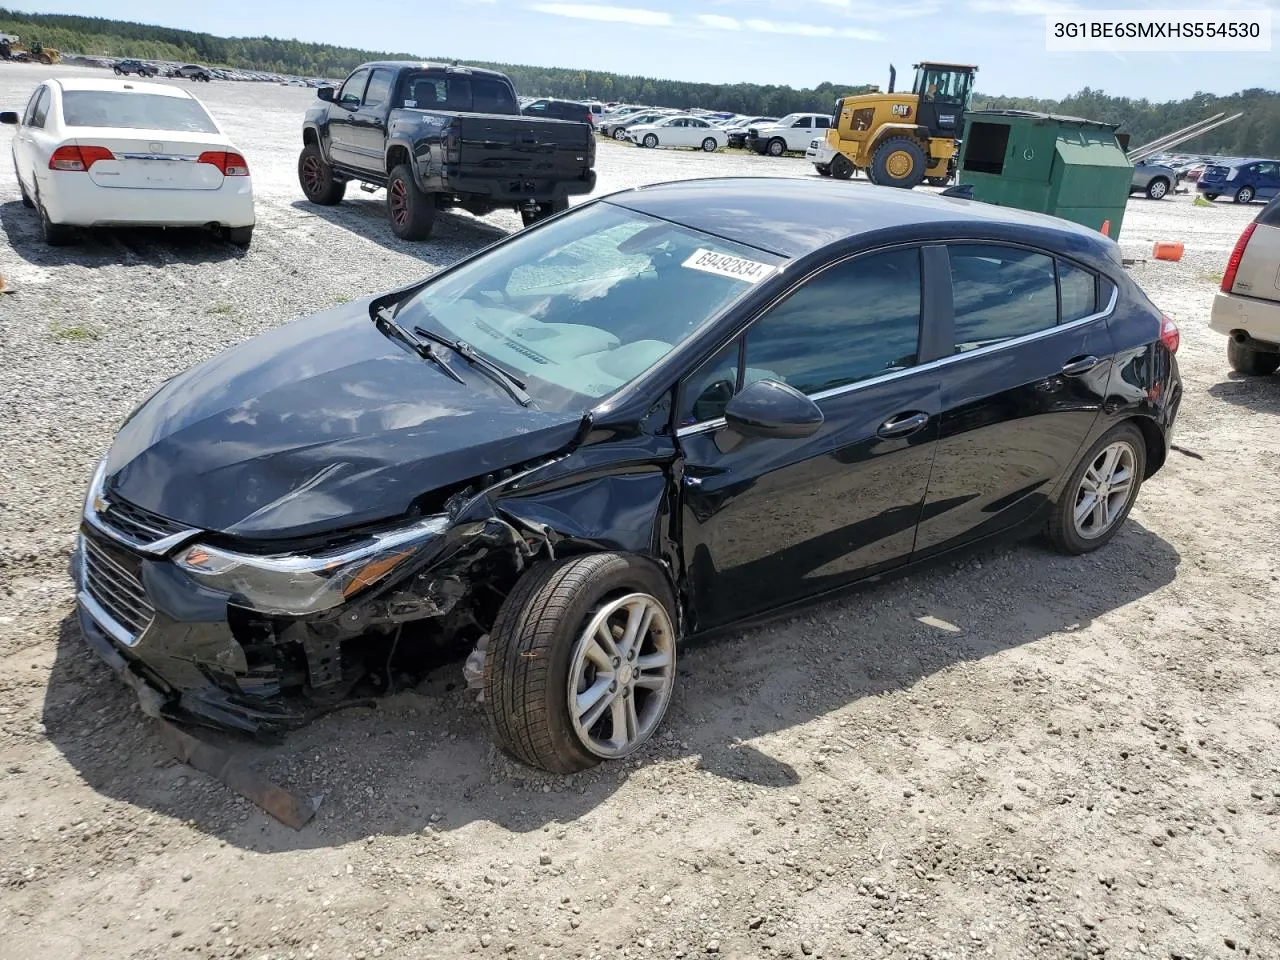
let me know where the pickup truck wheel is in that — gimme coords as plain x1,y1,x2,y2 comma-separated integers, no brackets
386,164,436,240
520,197,569,228
298,144,346,205
483,552,679,773
1228,339,1280,376
814,164,831,176
831,155,855,180
642,134,658,148
766,137,786,157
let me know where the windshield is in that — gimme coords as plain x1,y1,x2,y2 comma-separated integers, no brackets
62,91,218,132
394,202,783,412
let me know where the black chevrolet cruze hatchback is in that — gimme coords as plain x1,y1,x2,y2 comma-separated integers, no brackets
77,178,1182,772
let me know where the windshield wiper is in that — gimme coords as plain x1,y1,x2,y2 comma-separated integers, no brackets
412,324,533,407
372,306,464,385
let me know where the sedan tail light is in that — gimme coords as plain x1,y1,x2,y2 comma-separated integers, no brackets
1160,314,1180,354
197,151,250,176
1221,222,1257,293
49,145,114,171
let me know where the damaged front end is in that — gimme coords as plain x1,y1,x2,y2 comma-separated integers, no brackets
75,455,558,738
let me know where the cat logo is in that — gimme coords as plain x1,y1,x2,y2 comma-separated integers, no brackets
891,104,912,118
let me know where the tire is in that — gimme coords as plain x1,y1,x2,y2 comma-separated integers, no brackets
927,176,951,187
612,128,627,141
520,196,569,228
1203,193,1219,201
297,143,346,205
1145,177,1170,200
1234,185,1255,204
1047,422,1147,555
830,154,855,180
814,164,832,177
1227,338,1280,376
223,225,253,248
766,137,786,157
870,136,927,189
642,134,658,148
112,66,122,75
16,168,33,208
701,137,718,153
37,196,73,246
386,163,436,240
483,552,679,773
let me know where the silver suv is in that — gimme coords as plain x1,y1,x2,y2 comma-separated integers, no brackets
1210,195,1280,375
1130,160,1181,201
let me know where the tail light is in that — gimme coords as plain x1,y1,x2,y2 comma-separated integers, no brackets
197,151,250,176
1221,222,1257,293
49,145,114,171
1160,314,1180,354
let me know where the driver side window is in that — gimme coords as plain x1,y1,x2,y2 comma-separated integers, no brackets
338,69,369,108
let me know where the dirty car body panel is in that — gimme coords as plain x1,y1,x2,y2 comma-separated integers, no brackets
75,178,1181,741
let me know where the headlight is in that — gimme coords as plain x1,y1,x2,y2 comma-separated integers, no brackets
175,515,449,616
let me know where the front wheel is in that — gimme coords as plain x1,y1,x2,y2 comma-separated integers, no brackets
612,128,628,141
386,163,436,240
1228,338,1280,376
15,167,33,208
870,136,927,189
642,134,658,148
1048,423,1147,555
701,137,718,153
1145,177,1169,200
297,143,346,205
766,137,786,157
483,553,679,773
112,66,122,75
814,164,831,177
1234,185,1255,204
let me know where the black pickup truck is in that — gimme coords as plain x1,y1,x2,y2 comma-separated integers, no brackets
299,61,596,240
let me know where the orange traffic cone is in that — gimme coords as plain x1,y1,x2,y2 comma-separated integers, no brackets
1100,219,1111,237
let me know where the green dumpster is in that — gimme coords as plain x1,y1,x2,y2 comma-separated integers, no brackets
957,110,1132,237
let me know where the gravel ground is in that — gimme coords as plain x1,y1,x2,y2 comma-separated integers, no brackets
1,63,1278,960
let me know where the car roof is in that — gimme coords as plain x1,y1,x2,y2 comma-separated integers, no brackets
51,77,194,98
605,177,1114,258
356,60,510,81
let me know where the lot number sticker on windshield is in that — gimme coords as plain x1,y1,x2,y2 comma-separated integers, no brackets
682,248,776,284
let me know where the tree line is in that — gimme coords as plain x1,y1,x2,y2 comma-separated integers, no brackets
1,7,1276,156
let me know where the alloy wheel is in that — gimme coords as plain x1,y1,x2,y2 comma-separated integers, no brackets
1073,441,1136,539
389,178,409,226
567,592,676,759
1149,179,1167,199
301,155,325,196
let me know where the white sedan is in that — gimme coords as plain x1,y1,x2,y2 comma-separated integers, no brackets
3,77,255,246
626,115,727,152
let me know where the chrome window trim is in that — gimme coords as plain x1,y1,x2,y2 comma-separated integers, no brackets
674,284,1117,439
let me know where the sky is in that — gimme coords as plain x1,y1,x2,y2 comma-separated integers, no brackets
36,0,1280,100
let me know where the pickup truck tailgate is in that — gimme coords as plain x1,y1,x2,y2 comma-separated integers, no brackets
452,114,592,180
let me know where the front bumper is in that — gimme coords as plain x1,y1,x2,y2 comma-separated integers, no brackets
38,171,256,228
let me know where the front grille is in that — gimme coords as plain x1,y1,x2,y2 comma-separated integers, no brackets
103,496,188,544
83,536,155,641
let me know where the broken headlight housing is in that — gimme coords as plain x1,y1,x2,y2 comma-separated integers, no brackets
174,515,449,616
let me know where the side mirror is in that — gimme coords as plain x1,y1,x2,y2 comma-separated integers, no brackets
724,379,824,440
0,111,18,125
316,86,334,102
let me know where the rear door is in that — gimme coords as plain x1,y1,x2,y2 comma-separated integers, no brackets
678,246,943,629
913,244,1115,558
326,68,369,169
1254,161,1280,200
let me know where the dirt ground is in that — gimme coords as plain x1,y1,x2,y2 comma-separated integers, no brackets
0,63,1277,960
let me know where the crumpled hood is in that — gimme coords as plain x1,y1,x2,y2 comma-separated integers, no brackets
105,299,582,541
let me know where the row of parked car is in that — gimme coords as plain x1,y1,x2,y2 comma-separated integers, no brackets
1130,154,1280,204
100,56,335,87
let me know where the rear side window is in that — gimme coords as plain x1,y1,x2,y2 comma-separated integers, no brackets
743,248,923,395
949,245,1057,352
1057,260,1097,322
61,91,218,133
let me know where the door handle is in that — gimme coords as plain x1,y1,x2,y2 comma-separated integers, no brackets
877,411,930,439
1061,355,1101,376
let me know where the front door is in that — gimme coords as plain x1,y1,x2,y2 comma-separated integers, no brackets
350,67,394,169
913,245,1114,557
1253,162,1280,201
678,246,942,630
326,68,369,170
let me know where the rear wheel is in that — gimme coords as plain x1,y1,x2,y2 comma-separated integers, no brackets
1227,338,1280,376
223,225,253,248
927,175,951,187
1203,192,1219,200
830,154,855,180
1234,185,1255,204
701,137,718,153
766,137,786,157
1048,423,1146,555
297,143,346,205
37,196,73,246
870,137,927,189
386,163,435,240
483,553,679,773
1145,177,1170,200
520,197,569,228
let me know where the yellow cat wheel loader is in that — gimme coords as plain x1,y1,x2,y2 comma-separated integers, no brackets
823,62,977,189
